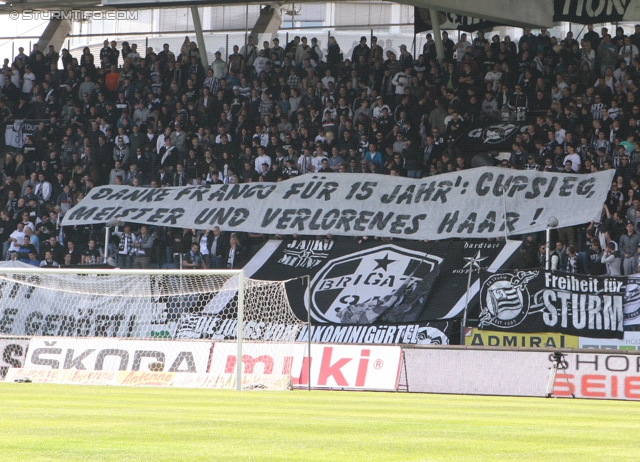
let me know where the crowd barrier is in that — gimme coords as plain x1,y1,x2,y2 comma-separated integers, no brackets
4,335,640,400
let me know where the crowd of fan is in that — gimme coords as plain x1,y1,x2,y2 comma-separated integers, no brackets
1,25,640,271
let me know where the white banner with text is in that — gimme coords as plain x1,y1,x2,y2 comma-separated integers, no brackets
62,169,614,240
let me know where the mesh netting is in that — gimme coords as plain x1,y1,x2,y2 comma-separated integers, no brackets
1,269,307,388
0,270,304,342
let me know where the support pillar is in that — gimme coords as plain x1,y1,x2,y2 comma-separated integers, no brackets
429,9,444,64
191,6,209,69
37,19,72,54
250,6,282,45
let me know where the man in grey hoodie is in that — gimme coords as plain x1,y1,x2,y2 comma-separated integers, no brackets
620,221,640,274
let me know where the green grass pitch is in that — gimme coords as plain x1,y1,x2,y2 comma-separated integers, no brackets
1,384,640,461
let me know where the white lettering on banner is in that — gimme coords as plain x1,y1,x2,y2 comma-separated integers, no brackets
61,168,614,240
553,353,640,400
480,271,625,336
295,324,449,345
176,316,300,342
209,343,402,390
0,273,180,338
560,0,630,19
23,338,211,373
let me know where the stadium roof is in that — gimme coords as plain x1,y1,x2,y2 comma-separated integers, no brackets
2,0,640,29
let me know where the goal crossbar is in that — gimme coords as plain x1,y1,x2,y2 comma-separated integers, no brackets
0,268,244,277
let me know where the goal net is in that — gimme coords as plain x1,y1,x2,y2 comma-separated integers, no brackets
0,267,305,390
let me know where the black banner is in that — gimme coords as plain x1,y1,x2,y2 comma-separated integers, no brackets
249,239,521,324
457,122,528,154
175,314,453,346
553,0,632,24
414,8,499,34
297,321,452,345
476,270,625,339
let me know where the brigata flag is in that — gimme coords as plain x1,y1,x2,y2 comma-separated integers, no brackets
242,239,521,323
477,270,625,339
62,168,614,240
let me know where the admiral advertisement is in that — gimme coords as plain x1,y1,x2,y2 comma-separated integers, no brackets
476,270,625,339
464,328,579,348
61,168,614,240
173,239,522,344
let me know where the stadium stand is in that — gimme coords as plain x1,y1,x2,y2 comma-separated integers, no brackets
2,25,640,274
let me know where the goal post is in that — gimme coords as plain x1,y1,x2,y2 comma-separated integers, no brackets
0,266,305,390
236,269,244,391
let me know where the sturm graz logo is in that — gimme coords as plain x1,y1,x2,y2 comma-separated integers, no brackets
415,325,449,345
479,271,538,329
309,245,442,323
624,276,640,322
468,123,526,145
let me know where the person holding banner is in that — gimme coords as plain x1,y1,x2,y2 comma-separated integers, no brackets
620,222,640,275
113,222,136,269
602,242,622,276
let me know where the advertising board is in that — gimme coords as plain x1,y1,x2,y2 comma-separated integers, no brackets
22,337,212,373
210,343,402,390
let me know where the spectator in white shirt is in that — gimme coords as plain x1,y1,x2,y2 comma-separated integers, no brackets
563,144,581,172
484,63,502,92
254,146,271,173
620,37,639,65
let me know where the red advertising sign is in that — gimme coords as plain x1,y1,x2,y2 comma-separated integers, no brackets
553,353,640,400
